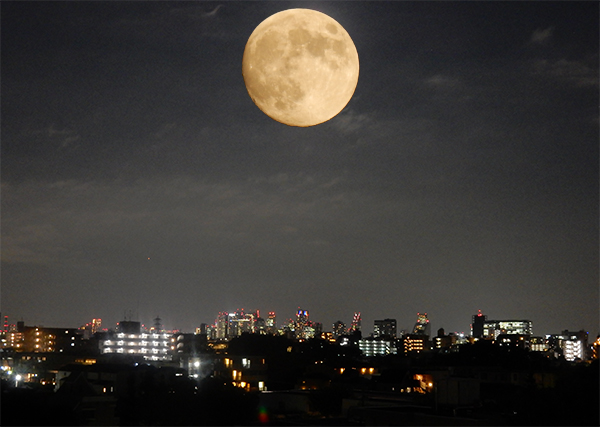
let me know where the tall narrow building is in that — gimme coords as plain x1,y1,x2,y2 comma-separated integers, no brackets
351,312,362,333
266,311,277,335
412,312,430,336
471,310,487,338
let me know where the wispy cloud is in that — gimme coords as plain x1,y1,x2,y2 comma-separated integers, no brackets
21,125,81,149
423,74,461,89
529,27,554,45
330,109,372,134
532,57,599,87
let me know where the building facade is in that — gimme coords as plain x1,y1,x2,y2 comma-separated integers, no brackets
373,318,397,339
359,338,397,356
101,321,172,361
482,320,533,339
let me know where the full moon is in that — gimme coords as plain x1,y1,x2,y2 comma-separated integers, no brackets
242,9,359,127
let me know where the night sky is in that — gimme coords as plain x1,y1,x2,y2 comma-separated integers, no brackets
2,1,598,336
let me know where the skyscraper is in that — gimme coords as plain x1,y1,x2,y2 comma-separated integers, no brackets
374,318,397,339
91,318,102,334
228,309,254,337
216,312,228,339
471,310,487,338
351,312,362,333
412,312,430,336
295,309,311,339
266,312,276,335
332,321,346,338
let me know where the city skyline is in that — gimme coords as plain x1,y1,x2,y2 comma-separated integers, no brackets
2,3,598,337
1,307,590,340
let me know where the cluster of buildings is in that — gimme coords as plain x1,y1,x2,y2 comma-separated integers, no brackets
205,309,361,341
1,309,596,365
1,309,598,426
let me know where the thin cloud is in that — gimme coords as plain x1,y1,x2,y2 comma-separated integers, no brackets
21,125,81,149
532,57,599,87
424,74,461,89
331,109,372,134
529,27,554,45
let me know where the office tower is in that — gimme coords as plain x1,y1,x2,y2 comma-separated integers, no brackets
351,312,362,333
266,312,276,334
91,318,102,334
412,312,430,336
254,317,267,334
373,318,397,339
249,310,260,333
332,321,346,338
216,312,229,339
228,309,255,337
295,309,311,339
482,319,533,339
471,310,486,338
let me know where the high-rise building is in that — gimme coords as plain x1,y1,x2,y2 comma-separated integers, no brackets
332,321,346,338
295,309,313,339
547,330,589,361
91,318,102,334
412,312,430,336
254,317,267,334
482,319,533,339
373,318,397,339
216,312,229,339
266,312,277,334
196,323,208,335
471,310,487,338
227,309,257,337
351,312,362,333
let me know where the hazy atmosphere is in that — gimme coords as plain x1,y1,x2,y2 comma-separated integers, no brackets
2,1,598,335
